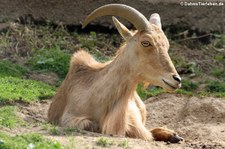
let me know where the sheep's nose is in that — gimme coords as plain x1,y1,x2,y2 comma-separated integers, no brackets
172,75,181,83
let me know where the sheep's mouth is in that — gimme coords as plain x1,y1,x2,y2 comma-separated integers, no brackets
162,79,177,89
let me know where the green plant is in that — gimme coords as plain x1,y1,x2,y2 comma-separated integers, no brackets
176,89,193,96
0,76,56,103
211,68,225,79
0,106,25,128
214,55,224,62
96,137,113,147
50,126,59,135
118,140,129,148
171,55,199,75
78,32,111,62
137,84,164,100
175,79,198,96
0,60,28,78
214,35,225,49
205,81,225,93
0,132,62,149
28,46,70,78
79,31,96,50
64,128,84,134
180,79,198,92
67,136,76,149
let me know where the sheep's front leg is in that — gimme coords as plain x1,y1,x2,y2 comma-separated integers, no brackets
101,102,128,136
61,113,99,132
125,99,153,140
150,127,184,143
126,123,153,140
101,111,127,135
134,93,146,124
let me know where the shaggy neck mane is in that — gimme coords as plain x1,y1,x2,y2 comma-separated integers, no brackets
98,44,139,106
89,44,140,132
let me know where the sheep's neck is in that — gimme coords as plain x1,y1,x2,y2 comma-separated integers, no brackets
96,47,139,133
99,47,138,105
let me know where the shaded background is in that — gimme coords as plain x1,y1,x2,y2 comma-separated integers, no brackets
0,0,224,32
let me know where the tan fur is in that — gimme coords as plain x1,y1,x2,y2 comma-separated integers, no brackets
48,21,181,141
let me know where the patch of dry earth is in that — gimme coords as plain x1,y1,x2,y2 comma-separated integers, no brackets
10,94,225,149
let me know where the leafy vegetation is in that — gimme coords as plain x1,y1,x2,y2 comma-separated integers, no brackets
211,68,225,79
118,140,129,148
0,76,56,103
78,31,97,50
214,34,225,49
0,106,25,128
28,46,70,78
205,81,225,93
180,79,198,92
50,126,59,135
0,59,56,103
78,31,113,62
0,60,28,78
137,84,164,100
0,132,62,149
96,137,114,147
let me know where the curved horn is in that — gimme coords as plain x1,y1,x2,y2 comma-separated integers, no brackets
82,4,150,31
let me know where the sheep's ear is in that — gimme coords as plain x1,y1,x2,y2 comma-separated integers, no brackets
112,16,132,41
149,13,162,30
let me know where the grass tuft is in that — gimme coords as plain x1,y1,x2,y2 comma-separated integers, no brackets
0,60,28,78
180,79,198,92
205,81,225,93
0,106,25,128
96,137,114,147
137,84,164,100
28,46,70,78
211,68,225,79
0,76,56,103
118,140,129,148
0,132,62,149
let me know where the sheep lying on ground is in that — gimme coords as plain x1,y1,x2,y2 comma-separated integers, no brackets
48,4,183,143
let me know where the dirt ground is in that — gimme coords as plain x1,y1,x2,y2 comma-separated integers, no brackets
5,94,223,149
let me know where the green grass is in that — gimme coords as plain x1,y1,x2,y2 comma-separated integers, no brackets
0,76,56,103
136,80,198,99
211,68,225,79
180,79,198,91
0,60,56,103
175,89,193,96
96,137,114,147
214,55,224,62
78,31,115,62
78,31,96,50
50,126,59,135
137,84,164,100
0,60,28,78
118,140,129,148
214,34,225,49
176,80,225,98
42,124,61,135
205,81,225,93
0,132,62,149
175,79,198,96
0,106,25,128
28,46,70,78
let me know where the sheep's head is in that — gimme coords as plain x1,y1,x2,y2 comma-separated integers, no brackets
82,4,181,92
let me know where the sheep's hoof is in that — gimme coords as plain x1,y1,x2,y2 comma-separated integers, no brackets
150,127,184,144
168,134,183,143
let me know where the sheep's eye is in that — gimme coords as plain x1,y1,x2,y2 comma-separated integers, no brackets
141,41,151,47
